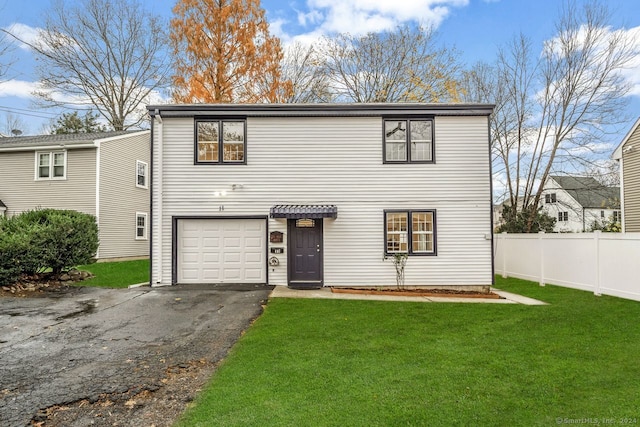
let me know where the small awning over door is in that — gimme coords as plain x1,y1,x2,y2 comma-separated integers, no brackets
270,205,338,219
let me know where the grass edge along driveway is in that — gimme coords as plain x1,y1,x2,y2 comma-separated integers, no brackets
176,276,640,426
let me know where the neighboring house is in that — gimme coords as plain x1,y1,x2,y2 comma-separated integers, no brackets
612,117,640,232
492,197,524,231
147,103,495,289
0,131,150,260
541,175,620,233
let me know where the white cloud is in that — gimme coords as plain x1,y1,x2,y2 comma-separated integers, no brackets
3,23,41,50
284,0,469,46
0,79,39,98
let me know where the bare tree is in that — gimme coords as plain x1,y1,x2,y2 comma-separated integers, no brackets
1,113,28,136
319,25,462,103
0,11,16,83
26,0,170,130
282,42,332,103
463,1,636,231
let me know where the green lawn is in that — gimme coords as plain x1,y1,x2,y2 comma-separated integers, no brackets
176,277,640,426
75,259,149,288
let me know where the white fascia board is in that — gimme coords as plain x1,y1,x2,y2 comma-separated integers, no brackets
612,117,640,160
0,143,97,152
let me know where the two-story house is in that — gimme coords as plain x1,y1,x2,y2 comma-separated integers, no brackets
147,103,495,290
612,117,640,232
0,131,150,260
541,175,620,233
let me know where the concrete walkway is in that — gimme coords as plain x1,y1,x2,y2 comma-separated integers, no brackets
270,286,547,305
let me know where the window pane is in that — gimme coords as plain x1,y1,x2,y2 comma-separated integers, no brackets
137,162,147,186
385,121,407,161
223,122,244,162
38,153,50,178
197,122,219,162
410,121,431,142
53,153,65,177
412,212,434,253
386,212,408,253
385,121,406,141
410,121,432,161
136,215,146,238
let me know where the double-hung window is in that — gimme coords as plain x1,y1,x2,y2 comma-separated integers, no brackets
136,160,148,188
558,212,568,222
36,151,66,180
195,120,246,164
545,193,557,204
385,210,436,255
135,212,148,240
384,119,434,163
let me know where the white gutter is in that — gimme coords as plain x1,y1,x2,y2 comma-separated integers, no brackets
0,143,97,152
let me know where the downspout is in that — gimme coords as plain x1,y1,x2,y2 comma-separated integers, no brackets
582,206,585,232
155,110,164,285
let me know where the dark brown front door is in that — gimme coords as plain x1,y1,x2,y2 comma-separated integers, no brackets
288,218,323,288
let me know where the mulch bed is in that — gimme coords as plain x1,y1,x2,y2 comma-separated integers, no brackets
331,287,503,299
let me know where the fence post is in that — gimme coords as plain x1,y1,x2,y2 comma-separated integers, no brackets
594,231,601,296
539,231,545,287
501,232,508,278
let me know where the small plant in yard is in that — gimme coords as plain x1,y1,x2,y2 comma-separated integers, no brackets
390,252,408,290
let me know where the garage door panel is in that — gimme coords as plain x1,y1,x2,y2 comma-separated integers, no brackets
178,218,266,284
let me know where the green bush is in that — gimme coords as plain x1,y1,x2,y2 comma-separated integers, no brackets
0,209,99,284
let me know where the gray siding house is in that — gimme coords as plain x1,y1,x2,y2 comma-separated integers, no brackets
148,103,494,289
0,131,150,260
613,117,640,232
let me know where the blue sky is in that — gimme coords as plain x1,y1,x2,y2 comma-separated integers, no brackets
0,0,639,140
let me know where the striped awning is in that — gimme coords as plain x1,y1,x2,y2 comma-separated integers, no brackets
270,205,338,219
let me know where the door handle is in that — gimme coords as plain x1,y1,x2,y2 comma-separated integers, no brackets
317,244,320,252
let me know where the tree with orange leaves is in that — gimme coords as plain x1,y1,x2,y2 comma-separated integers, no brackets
170,0,291,103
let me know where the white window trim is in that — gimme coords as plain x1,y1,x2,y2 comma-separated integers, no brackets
136,160,148,189
35,150,67,180
135,212,148,240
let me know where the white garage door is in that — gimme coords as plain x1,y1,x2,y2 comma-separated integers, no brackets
177,218,266,284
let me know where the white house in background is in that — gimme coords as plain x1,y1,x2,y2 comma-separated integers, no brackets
612,117,640,232
0,131,150,260
147,103,495,290
541,175,620,233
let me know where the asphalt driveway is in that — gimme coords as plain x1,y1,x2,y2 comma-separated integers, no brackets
0,283,273,427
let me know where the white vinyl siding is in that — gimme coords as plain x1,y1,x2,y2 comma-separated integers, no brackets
152,115,492,287
622,126,640,232
98,131,150,258
0,148,96,216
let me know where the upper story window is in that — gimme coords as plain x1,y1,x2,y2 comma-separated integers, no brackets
558,211,568,222
545,193,557,204
383,119,434,163
195,120,246,164
136,160,148,189
36,151,66,180
385,210,436,256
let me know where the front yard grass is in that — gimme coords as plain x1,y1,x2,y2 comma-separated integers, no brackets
76,259,149,289
176,276,640,426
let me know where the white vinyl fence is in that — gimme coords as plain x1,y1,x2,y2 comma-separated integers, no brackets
495,232,640,302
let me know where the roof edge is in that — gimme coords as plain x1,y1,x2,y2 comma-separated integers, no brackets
147,103,495,118
612,117,640,159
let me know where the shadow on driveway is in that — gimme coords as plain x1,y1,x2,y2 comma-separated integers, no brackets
0,283,273,426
